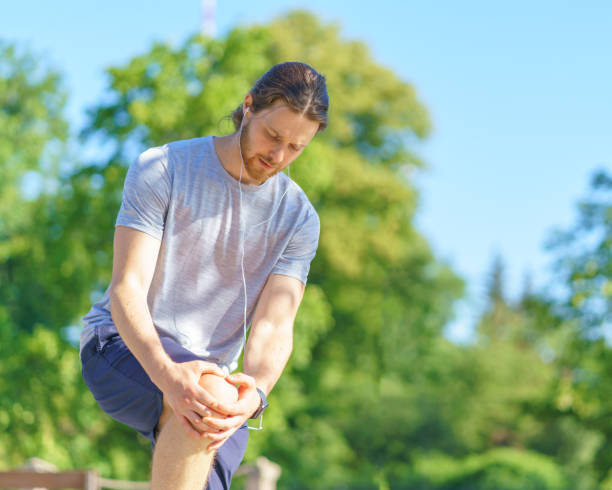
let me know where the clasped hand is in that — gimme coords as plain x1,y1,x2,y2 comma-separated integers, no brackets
159,360,261,451
200,372,262,451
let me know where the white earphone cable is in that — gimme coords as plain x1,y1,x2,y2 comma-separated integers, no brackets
237,115,293,430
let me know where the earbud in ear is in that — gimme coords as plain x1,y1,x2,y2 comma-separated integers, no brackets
244,107,250,115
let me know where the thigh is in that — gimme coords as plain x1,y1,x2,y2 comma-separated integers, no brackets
81,329,235,449
81,333,163,445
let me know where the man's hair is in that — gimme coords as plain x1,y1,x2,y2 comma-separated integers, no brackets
231,62,329,132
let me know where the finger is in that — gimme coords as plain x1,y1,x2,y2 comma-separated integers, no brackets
188,411,218,432
203,407,228,419
229,377,258,404
195,422,220,434
206,431,229,442
202,415,242,431
225,372,255,388
208,398,249,418
179,415,204,440
184,398,214,418
193,386,223,412
206,428,237,447
229,391,260,416
181,415,218,438
204,397,238,416
190,412,203,428
198,361,226,377
207,431,235,451
208,441,222,451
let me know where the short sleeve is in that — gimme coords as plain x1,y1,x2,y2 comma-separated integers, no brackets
115,146,172,240
271,207,320,284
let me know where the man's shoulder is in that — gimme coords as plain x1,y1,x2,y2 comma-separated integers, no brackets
276,174,319,225
165,136,212,156
137,136,212,168
277,173,311,203
159,136,219,177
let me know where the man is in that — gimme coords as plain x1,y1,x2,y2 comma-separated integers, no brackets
79,62,329,489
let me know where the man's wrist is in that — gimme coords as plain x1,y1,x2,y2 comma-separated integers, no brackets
250,387,269,419
145,354,175,389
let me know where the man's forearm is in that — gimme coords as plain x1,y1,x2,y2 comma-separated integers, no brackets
109,283,174,387
242,319,293,395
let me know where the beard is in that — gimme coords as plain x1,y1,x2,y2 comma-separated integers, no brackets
239,119,282,184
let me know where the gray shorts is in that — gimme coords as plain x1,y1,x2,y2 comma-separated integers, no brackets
80,326,248,489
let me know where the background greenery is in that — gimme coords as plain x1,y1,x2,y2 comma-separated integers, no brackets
1,11,611,489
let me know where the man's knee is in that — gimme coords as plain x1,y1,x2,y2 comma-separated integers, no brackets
155,373,238,438
199,373,239,406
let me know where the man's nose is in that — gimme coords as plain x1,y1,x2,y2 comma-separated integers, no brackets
269,144,284,164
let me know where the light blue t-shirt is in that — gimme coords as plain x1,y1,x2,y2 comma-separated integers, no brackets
80,136,320,371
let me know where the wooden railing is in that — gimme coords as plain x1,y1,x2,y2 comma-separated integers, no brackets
0,469,99,489
0,457,280,490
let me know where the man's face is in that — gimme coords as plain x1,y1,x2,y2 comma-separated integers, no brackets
239,100,320,185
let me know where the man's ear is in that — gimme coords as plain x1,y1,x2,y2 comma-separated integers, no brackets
243,93,253,115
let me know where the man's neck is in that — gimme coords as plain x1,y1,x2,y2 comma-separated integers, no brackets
213,133,247,182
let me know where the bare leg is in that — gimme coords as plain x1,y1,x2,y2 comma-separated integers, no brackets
151,407,216,490
151,375,238,490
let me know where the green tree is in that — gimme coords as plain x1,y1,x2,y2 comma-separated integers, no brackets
540,169,612,486
434,194,612,489
2,11,465,487
0,41,68,330
70,11,464,487
545,169,612,334
381,250,604,489
469,255,601,489
0,318,153,478
0,41,152,479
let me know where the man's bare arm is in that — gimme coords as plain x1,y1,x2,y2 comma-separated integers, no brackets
109,226,171,381
203,273,305,449
109,226,226,435
243,273,305,395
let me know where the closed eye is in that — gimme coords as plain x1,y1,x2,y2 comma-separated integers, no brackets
267,130,281,141
266,128,303,152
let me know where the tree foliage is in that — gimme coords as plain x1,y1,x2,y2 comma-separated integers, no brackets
35,11,462,487
5,10,612,490
0,41,68,330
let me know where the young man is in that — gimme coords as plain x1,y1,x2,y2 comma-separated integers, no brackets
79,62,329,489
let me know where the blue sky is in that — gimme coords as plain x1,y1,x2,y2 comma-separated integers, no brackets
3,1,611,340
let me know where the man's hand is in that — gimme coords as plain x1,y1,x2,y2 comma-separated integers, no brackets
155,360,228,439
200,372,262,451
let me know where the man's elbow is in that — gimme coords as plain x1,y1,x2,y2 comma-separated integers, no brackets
110,276,144,299
250,319,294,354
257,319,293,339
108,280,147,313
